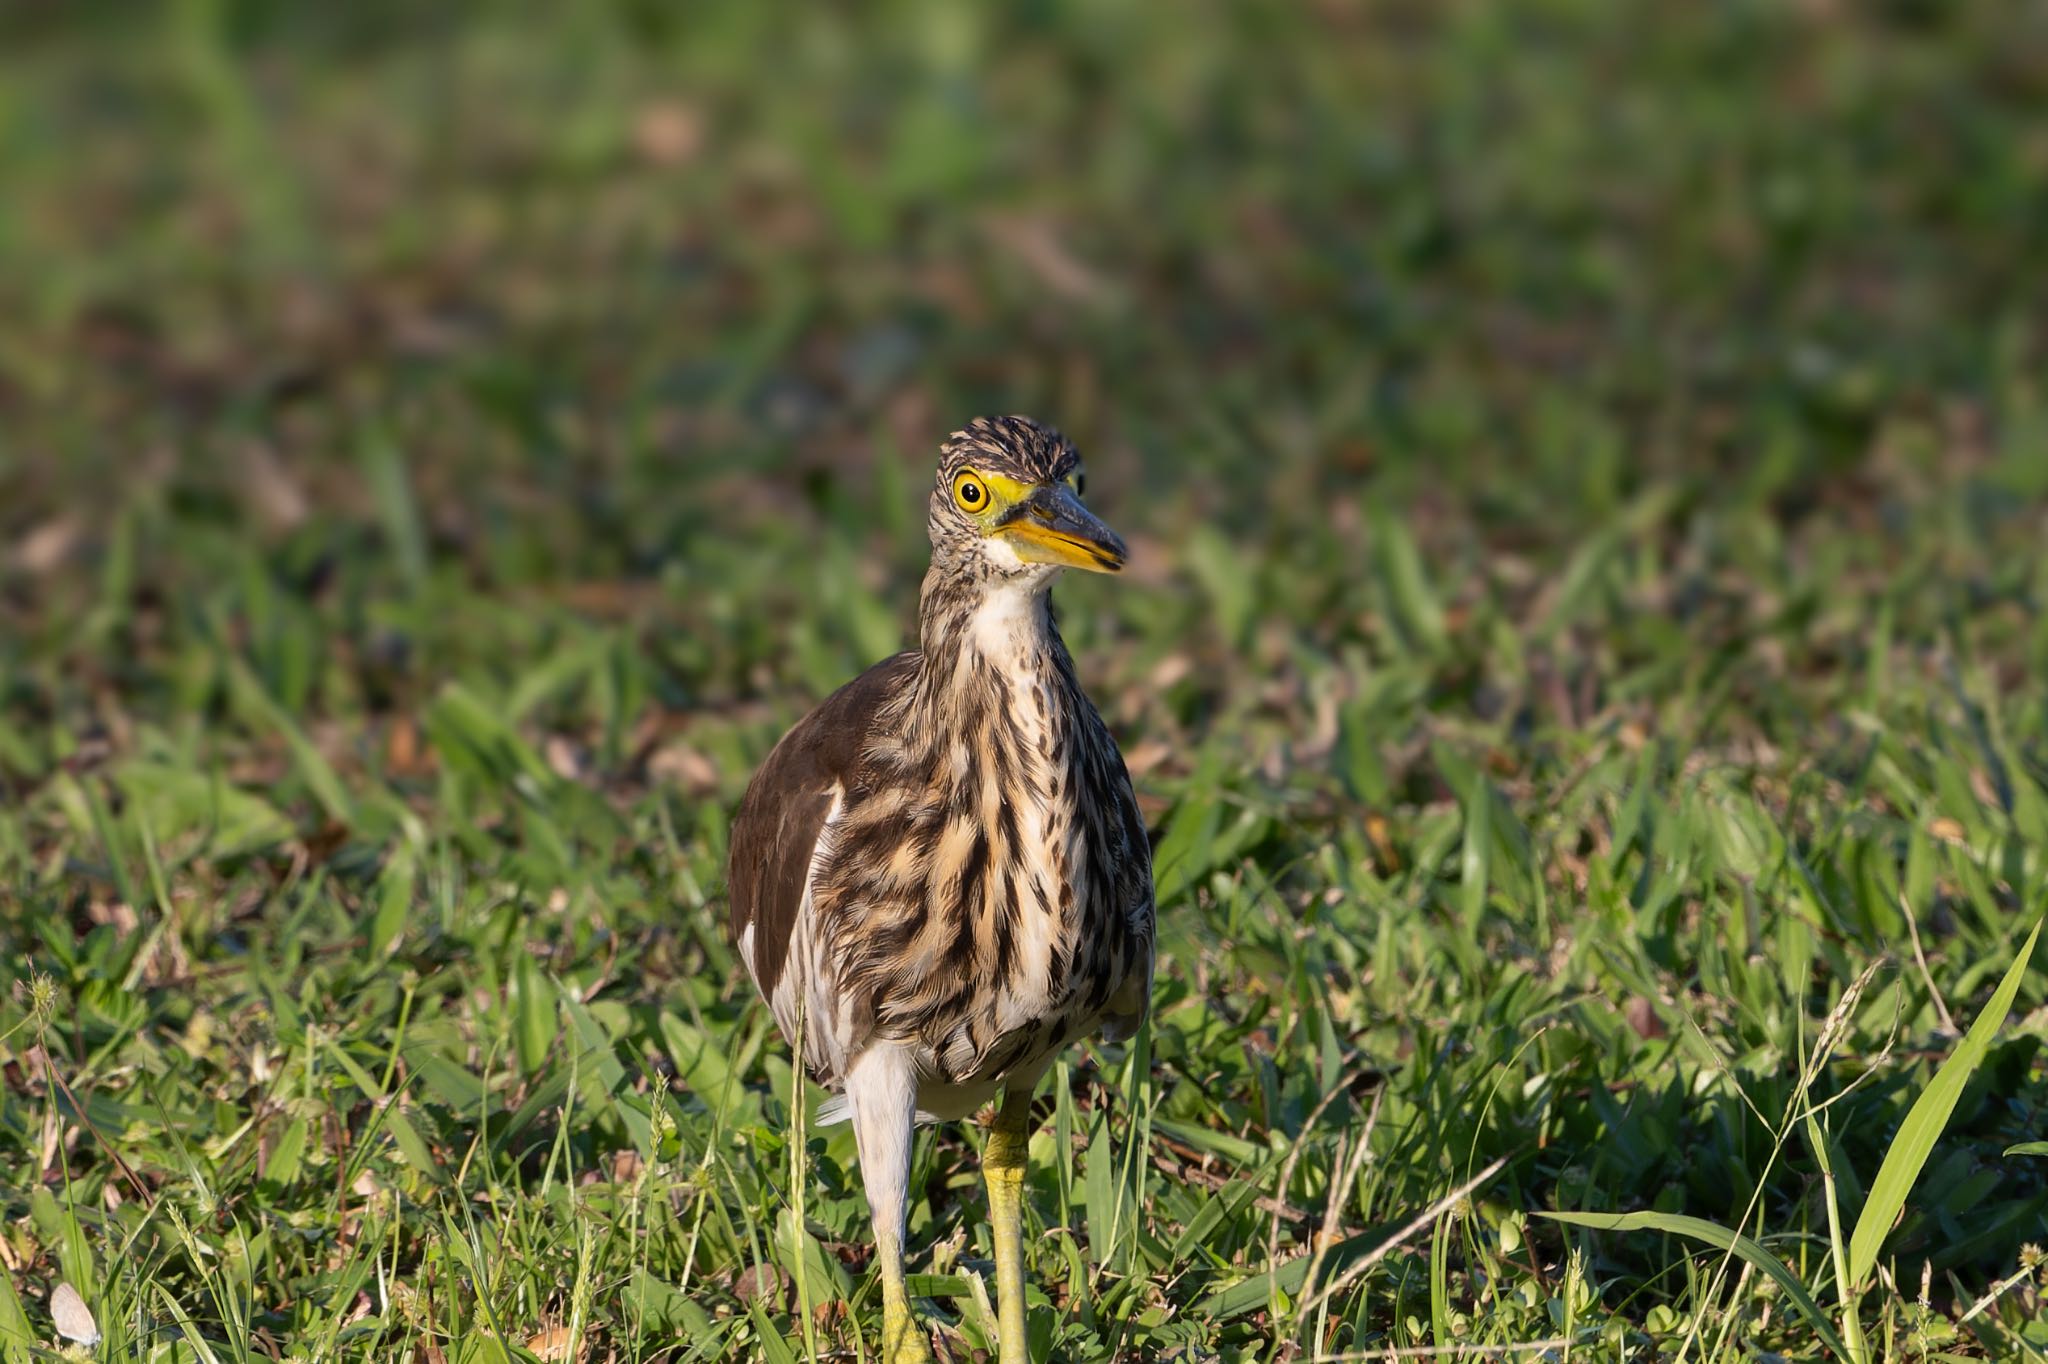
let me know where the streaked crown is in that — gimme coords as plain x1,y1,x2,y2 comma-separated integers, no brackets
939,416,1081,485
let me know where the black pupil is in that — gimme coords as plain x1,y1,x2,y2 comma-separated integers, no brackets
962,482,981,503
1073,473,1085,495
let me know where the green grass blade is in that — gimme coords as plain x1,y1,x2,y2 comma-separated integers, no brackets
1429,1213,1452,1349
1459,773,1491,934
370,843,416,958
0,1273,31,1364
1803,1106,1869,1364
1847,920,2041,1288
1369,506,1447,655
1537,1210,1852,1360
361,431,429,591
155,1284,226,1364
226,659,356,825
511,952,555,1076
746,1302,799,1364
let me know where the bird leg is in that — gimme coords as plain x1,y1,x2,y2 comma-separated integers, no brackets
983,1086,1036,1362
875,1222,929,1364
849,1049,932,1364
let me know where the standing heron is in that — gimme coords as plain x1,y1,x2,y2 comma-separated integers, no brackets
728,416,1155,1363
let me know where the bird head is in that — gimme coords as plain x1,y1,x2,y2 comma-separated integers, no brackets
929,416,1127,584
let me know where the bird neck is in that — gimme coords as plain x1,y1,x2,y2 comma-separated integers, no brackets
915,568,1075,706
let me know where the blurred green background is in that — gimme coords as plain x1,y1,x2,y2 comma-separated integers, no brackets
3,2,2047,1359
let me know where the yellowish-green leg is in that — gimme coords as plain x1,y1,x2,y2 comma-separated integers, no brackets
875,1224,932,1364
984,1088,1035,1363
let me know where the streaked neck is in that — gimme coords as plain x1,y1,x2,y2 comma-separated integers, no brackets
916,569,1071,701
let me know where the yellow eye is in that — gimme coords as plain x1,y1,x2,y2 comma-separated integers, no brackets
1065,470,1086,497
953,471,989,511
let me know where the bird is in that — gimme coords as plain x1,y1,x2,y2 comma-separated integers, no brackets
727,415,1155,1363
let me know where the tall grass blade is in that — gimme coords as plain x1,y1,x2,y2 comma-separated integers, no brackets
1537,1210,1852,1359
1846,920,2041,1288
1803,1107,1869,1363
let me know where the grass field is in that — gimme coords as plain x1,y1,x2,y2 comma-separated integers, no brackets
4,2,2048,1360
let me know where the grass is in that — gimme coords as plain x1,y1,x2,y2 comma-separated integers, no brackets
3,1,2047,1359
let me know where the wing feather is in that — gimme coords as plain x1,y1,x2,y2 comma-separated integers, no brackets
726,652,919,1005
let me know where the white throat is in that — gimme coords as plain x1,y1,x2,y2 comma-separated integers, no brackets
963,574,1057,671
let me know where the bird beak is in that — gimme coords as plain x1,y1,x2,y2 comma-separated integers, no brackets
998,482,1127,573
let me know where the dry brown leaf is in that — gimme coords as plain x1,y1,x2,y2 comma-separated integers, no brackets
1118,531,1177,588
385,714,431,776
1363,813,1401,874
731,1262,783,1306
544,736,586,783
1146,650,1193,692
982,214,1112,304
12,516,80,575
1625,996,1667,1040
648,741,720,795
1121,740,1171,779
526,1325,580,1362
634,99,705,166
239,440,310,530
38,1105,59,1178
86,900,140,933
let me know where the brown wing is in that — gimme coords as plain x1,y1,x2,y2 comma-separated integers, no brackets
727,651,919,1005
